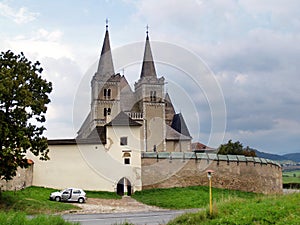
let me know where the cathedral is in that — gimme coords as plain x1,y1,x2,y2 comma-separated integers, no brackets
25,24,193,194
12,24,283,195
77,24,192,152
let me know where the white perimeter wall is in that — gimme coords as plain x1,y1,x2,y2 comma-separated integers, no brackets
27,125,142,192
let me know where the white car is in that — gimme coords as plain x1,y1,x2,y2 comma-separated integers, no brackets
50,188,86,203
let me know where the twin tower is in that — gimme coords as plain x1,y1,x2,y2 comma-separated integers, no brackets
77,25,192,152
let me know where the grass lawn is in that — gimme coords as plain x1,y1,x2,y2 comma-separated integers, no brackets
0,186,120,215
283,170,300,184
0,186,121,225
0,211,79,225
132,186,259,209
85,190,121,199
168,193,300,225
0,186,78,214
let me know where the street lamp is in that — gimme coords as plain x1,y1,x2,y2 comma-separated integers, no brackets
206,169,214,216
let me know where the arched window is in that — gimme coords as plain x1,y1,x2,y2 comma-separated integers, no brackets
150,91,156,102
123,152,131,165
104,108,111,116
107,89,111,99
104,88,111,99
123,152,131,157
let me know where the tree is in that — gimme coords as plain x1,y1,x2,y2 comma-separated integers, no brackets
0,50,52,181
218,140,257,156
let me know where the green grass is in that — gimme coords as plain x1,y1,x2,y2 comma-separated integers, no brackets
0,211,79,225
85,190,121,199
168,193,300,225
0,186,121,225
0,186,120,215
283,170,300,184
0,186,79,214
132,186,259,209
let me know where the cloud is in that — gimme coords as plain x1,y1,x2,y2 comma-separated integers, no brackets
1,27,81,138
2,0,298,153
0,2,39,24
6,29,73,60
42,57,83,138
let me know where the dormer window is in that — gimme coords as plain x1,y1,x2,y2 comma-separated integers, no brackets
150,91,156,102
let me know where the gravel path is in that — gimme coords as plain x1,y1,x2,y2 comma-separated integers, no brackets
66,196,164,214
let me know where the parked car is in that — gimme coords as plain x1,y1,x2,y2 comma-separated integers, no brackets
50,188,86,203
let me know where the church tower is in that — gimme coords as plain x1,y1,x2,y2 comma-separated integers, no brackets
134,31,166,152
77,23,191,151
78,24,122,139
91,24,122,126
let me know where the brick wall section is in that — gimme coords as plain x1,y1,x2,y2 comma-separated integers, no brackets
141,153,282,194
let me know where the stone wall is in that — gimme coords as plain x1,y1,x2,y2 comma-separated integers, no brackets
0,164,33,191
141,152,282,194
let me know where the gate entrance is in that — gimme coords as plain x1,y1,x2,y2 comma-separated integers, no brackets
116,177,132,196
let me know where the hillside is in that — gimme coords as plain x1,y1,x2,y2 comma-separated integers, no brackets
283,153,300,162
255,150,287,161
255,150,300,163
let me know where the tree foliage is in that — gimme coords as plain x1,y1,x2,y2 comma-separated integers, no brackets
218,140,257,156
0,50,52,181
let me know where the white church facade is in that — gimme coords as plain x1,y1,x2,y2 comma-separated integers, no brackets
27,25,193,195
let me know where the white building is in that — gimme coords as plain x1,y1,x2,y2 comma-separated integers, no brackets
28,25,192,195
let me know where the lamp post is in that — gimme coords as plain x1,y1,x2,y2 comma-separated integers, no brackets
206,169,214,216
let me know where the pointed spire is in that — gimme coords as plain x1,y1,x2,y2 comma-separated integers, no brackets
140,27,157,78
96,21,115,78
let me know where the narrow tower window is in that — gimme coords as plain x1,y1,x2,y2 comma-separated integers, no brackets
107,89,111,99
104,108,111,116
150,91,156,102
104,88,111,99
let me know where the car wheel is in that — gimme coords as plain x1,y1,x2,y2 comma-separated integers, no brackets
78,198,84,203
55,196,61,202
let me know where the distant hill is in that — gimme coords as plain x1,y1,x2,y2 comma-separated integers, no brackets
255,150,287,161
254,150,300,163
283,153,300,163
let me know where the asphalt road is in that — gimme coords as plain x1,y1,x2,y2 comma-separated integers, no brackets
63,209,198,225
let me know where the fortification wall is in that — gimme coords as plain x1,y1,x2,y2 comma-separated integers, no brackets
0,164,33,191
141,152,282,194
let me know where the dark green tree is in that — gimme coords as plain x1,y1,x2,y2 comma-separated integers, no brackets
0,50,52,181
218,140,257,156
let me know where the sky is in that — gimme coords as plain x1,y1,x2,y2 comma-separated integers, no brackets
0,0,299,155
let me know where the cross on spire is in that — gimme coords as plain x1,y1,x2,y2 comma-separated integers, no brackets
106,18,109,30
140,24,157,78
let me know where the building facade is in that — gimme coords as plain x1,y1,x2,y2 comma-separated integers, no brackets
27,25,192,194
25,25,282,195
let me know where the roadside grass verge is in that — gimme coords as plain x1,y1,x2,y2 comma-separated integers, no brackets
0,211,79,225
132,186,259,209
168,193,300,225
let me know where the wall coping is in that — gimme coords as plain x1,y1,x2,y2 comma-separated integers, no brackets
141,152,281,168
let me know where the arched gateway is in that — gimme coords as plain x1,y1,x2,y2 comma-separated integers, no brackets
116,177,132,196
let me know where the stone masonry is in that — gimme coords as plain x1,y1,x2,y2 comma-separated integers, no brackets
141,152,282,194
